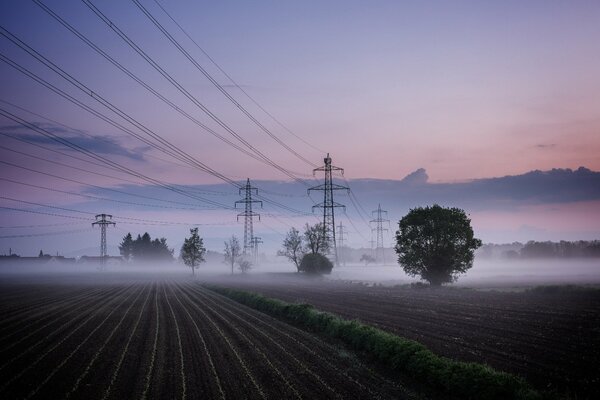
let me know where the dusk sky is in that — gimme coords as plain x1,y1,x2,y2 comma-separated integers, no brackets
1,0,599,255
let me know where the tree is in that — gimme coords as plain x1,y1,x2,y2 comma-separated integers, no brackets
303,223,329,255
119,232,174,262
224,235,242,275
180,228,206,276
360,254,375,266
299,253,333,275
277,227,305,272
395,205,482,286
119,233,134,260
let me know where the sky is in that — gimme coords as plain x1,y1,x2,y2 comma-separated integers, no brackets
0,0,599,256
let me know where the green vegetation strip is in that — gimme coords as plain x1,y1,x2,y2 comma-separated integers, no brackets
206,285,539,400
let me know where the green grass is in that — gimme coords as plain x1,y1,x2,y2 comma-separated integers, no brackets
206,285,540,400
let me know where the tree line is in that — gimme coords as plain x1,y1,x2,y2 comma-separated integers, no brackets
479,240,600,259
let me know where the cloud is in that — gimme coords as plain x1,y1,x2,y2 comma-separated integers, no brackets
535,143,557,149
1,122,150,161
400,168,428,185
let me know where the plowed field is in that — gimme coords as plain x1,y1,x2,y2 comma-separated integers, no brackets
0,278,416,400
214,277,600,399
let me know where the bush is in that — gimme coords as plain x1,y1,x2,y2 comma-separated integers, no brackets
299,253,333,275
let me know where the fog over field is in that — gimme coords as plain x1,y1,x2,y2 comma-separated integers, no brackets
2,256,599,289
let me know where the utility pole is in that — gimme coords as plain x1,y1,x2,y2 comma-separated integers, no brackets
235,178,262,256
308,153,349,266
92,214,115,269
251,236,263,265
336,222,348,267
370,204,390,264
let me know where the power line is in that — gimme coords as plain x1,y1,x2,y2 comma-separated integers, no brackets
0,197,236,227
29,1,312,180
151,0,325,155
0,107,235,209
78,1,313,185
0,222,87,229
0,228,93,239
0,26,247,186
132,0,318,168
0,53,311,216
0,177,217,212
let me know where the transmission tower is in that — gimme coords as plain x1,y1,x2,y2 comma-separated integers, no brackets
369,233,376,259
308,153,349,265
235,178,262,256
251,236,263,265
92,214,115,267
336,222,348,266
370,204,390,264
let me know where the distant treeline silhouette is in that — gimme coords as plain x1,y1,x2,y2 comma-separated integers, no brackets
119,232,174,261
479,240,600,259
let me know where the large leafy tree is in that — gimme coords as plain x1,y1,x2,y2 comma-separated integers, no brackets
180,228,206,275
277,227,305,272
395,205,482,286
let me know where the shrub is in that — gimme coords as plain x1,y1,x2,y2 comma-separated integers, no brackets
299,253,333,275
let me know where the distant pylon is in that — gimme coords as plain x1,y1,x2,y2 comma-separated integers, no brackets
336,222,348,267
370,204,390,264
92,214,115,268
235,178,262,256
251,236,263,265
308,153,349,266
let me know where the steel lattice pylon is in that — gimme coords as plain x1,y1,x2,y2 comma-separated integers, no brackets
235,178,262,255
250,236,263,265
336,221,348,267
92,214,115,268
308,153,349,265
370,204,390,264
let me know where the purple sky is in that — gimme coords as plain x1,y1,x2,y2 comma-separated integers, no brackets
1,1,599,255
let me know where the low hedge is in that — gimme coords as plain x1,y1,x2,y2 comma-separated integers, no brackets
206,285,540,400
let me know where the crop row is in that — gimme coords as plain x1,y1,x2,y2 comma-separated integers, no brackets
0,280,415,399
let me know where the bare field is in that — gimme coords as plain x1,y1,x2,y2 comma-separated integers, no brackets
0,276,415,400
210,275,600,399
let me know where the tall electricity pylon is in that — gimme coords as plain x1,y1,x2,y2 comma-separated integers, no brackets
235,178,262,255
369,234,376,259
308,153,349,265
251,236,263,265
92,214,115,268
336,221,348,266
370,204,390,264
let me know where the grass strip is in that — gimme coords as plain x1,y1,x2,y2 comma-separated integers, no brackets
206,285,540,400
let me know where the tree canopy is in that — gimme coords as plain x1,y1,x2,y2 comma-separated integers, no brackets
119,232,174,262
180,228,206,275
395,205,481,286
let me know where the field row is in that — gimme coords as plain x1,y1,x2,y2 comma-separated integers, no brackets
0,280,414,400
214,278,600,398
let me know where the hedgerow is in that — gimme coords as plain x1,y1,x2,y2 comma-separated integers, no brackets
206,285,540,400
